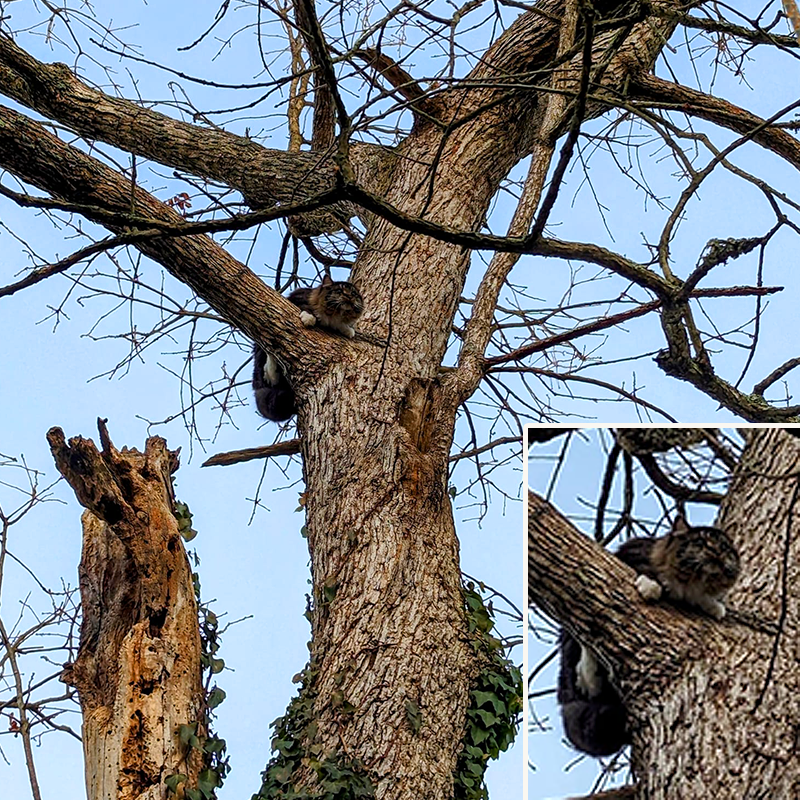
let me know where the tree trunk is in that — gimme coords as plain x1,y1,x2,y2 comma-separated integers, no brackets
286,9,681,792
633,428,800,798
528,428,800,799
297,373,471,797
48,422,203,800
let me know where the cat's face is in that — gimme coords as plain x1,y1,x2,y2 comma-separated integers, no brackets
317,281,364,324
668,521,741,595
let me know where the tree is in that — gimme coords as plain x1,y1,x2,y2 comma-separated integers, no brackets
527,427,800,797
0,0,799,797
45,422,211,800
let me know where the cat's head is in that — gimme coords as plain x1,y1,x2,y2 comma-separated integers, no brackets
316,274,364,323
670,516,741,594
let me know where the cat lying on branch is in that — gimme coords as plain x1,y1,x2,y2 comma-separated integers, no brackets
558,516,740,756
252,275,364,422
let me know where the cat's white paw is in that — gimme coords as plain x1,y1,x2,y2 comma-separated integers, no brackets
635,574,663,602
704,598,726,620
343,325,355,338
300,310,317,327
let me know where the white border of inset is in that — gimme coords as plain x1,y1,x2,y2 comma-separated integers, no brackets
522,422,800,800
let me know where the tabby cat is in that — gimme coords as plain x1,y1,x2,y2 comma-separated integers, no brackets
620,515,740,620
558,516,740,756
289,274,364,338
253,276,364,422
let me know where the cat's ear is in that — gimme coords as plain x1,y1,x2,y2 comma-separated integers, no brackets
671,515,690,536
321,273,333,287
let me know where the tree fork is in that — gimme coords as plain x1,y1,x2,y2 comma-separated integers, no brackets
48,419,203,800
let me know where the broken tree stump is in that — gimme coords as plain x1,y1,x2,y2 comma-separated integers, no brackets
48,419,203,800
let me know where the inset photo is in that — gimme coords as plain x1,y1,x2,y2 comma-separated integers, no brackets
525,426,800,799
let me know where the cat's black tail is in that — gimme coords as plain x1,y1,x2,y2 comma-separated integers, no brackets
560,698,628,757
252,345,296,422
557,631,629,756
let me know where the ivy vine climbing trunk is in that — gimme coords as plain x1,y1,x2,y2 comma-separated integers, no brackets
529,428,800,798
48,421,203,800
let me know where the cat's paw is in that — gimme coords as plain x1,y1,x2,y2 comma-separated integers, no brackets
329,322,356,338
703,598,726,620
300,310,317,327
635,574,663,602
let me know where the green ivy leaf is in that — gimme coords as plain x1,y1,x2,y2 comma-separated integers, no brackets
179,722,198,745
273,735,296,755
165,773,187,793
204,736,227,754
270,764,293,783
465,593,482,612
308,742,324,759
471,690,497,709
472,725,493,745
473,709,498,727
210,657,225,674
207,687,226,710
198,768,219,799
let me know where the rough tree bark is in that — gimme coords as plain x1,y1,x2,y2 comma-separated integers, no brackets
47,422,202,800
528,428,800,799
